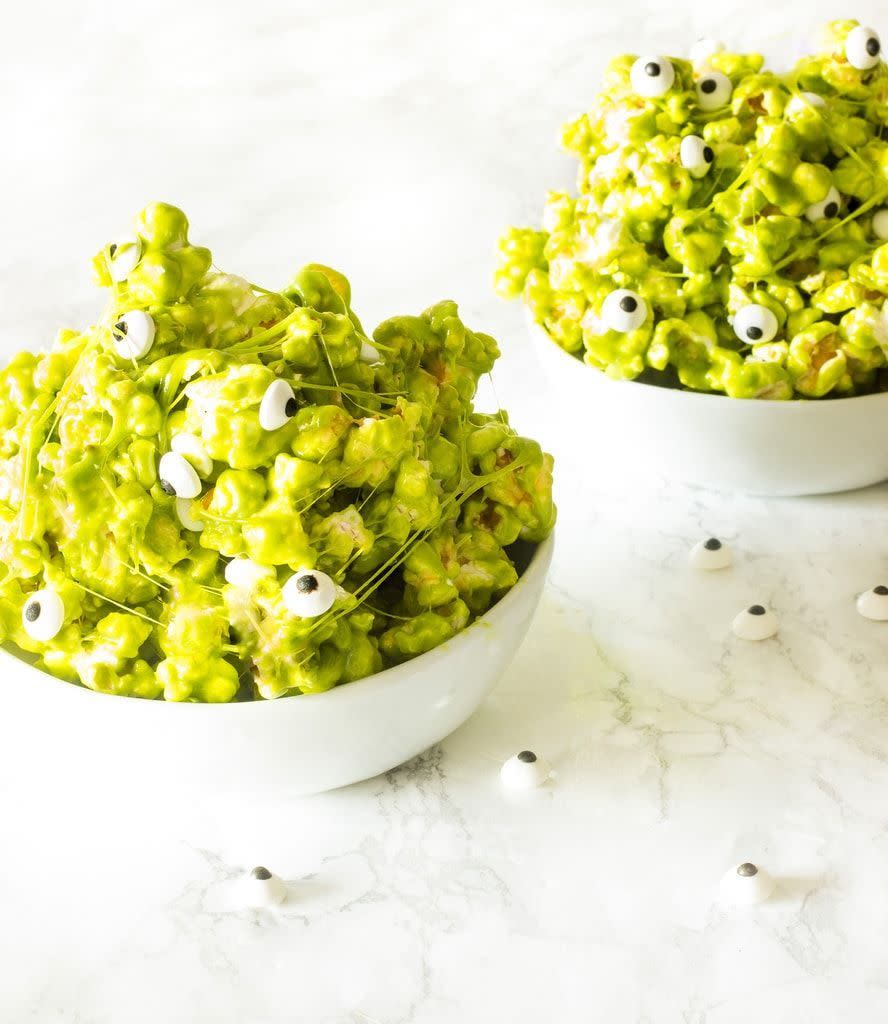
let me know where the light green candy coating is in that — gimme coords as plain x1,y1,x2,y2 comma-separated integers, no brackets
0,204,555,701
497,21,888,399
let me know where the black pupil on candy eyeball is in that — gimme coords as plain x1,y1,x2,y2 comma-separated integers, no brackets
703,146,714,162
824,202,838,218
746,326,763,341
701,78,717,94
296,574,319,594
619,295,637,313
704,538,721,551
517,750,537,763
24,602,40,622
251,866,272,880
284,397,298,418
113,321,127,338
645,62,660,77
748,605,766,616
867,37,880,57
875,585,888,596
160,479,176,496
737,863,758,876
109,244,118,258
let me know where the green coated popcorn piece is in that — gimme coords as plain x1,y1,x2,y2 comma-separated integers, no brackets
497,21,888,399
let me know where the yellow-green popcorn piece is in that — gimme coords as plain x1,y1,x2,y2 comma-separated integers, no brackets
0,203,555,701
498,21,888,399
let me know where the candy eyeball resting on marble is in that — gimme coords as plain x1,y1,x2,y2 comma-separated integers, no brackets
496,21,888,400
688,536,733,571
0,203,555,703
719,862,775,905
732,604,779,640
500,749,551,789
856,585,888,620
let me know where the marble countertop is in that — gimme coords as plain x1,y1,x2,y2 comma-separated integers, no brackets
3,1,888,1021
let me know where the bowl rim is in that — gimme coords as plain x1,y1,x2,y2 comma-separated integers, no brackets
526,312,888,410
0,532,555,714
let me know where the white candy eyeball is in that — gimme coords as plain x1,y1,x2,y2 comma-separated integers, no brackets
689,536,733,571
158,451,201,499
872,209,888,240
601,289,647,332
805,186,841,223
630,56,675,98
22,588,65,642
259,379,297,431
359,340,381,364
111,310,155,360
696,71,732,110
719,862,775,906
732,604,778,641
845,25,881,71
282,569,337,618
680,135,715,177
241,866,286,908
689,37,724,67
856,585,888,621
225,557,275,590
175,497,204,533
108,237,142,282
500,750,551,790
733,304,779,344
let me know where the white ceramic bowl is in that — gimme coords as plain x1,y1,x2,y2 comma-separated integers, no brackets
528,317,888,496
0,536,553,797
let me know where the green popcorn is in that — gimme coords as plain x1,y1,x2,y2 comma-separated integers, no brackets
787,322,848,396
494,227,548,299
380,599,471,663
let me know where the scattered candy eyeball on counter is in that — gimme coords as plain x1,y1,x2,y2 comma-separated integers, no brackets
805,186,841,223
695,71,732,110
719,862,775,905
359,340,381,364
225,557,275,590
282,569,337,618
872,209,888,241
732,604,778,641
680,135,715,177
856,585,888,621
108,237,142,282
689,37,724,67
241,866,287,909
259,379,298,431
22,589,65,642
500,750,551,790
111,310,155,361
601,289,647,332
175,497,204,533
630,56,675,97
157,451,202,499
733,304,779,344
689,537,733,571
845,25,881,70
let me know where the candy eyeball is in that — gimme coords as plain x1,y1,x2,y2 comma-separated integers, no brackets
719,862,775,906
259,379,297,431
158,451,202,499
732,604,778,641
241,865,286,908
108,237,142,282
111,310,155,360
22,588,65,642
359,340,381,364
175,497,204,533
695,71,732,110
680,135,715,178
805,186,841,223
500,750,551,790
282,569,337,618
856,585,888,621
689,37,724,67
845,25,881,71
733,304,778,344
872,209,888,240
225,557,275,590
689,536,732,571
630,56,675,98
601,289,647,332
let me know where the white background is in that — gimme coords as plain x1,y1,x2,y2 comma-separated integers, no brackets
3,2,888,1022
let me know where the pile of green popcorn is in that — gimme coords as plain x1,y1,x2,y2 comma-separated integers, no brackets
496,20,888,399
0,203,555,702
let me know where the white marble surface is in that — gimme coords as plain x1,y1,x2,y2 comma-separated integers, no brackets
3,1,888,1021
